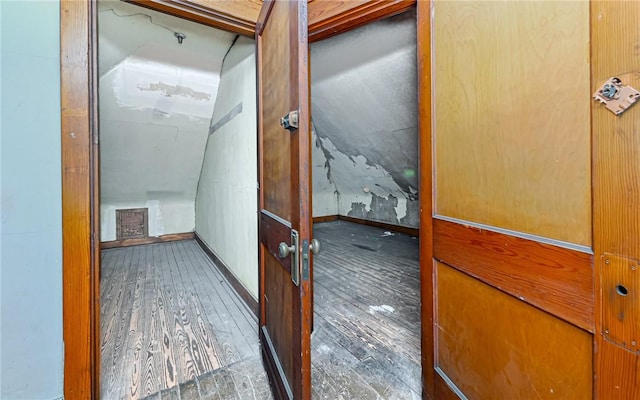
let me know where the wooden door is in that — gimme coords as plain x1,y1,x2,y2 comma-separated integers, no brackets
421,1,594,398
256,1,312,399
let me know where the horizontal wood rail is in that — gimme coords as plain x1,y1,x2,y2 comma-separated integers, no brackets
433,217,594,332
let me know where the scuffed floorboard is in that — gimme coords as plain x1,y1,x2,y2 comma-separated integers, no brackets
102,221,420,399
311,221,421,399
100,240,271,400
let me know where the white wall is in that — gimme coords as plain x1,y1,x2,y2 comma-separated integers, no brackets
0,1,64,399
98,2,236,241
195,37,259,298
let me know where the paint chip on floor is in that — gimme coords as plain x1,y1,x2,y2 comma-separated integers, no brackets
368,304,395,314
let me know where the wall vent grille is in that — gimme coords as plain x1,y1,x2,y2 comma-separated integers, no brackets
116,208,148,240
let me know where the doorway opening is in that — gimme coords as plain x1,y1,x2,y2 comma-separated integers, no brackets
309,10,422,398
96,2,267,398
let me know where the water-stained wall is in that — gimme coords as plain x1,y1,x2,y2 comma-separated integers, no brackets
310,11,418,228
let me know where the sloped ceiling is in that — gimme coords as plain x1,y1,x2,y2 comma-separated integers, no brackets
310,10,418,226
98,0,236,237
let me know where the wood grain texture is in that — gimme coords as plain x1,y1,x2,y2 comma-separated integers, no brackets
417,0,434,397
435,262,593,399
61,1,98,398
433,0,592,246
433,218,594,332
126,0,258,36
259,0,292,222
257,1,313,398
592,1,640,397
101,232,195,249
101,241,261,399
308,0,415,42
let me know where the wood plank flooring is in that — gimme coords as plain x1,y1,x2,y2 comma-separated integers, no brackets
311,221,421,400
101,221,420,399
100,240,270,400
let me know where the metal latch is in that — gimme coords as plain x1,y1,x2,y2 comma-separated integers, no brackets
278,229,300,286
593,77,640,115
280,110,299,131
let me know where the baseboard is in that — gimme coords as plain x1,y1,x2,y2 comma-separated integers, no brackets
312,215,339,223
100,232,195,249
194,233,259,318
313,215,419,237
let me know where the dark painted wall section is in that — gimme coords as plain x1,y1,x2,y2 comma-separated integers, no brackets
310,10,419,228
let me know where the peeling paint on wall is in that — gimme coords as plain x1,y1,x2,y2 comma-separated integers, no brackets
313,134,418,227
137,81,211,101
310,10,419,228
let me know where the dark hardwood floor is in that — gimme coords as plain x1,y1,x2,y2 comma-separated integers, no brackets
101,220,420,399
100,240,271,400
311,221,421,400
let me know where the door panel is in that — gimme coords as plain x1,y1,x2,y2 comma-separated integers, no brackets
435,262,592,399
433,0,591,246
426,1,594,398
256,1,312,399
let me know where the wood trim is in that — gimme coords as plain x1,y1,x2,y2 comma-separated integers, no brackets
89,0,101,396
101,232,195,249
433,218,594,332
417,0,435,398
292,1,313,397
336,215,419,237
255,0,275,37
194,233,259,317
591,1,640,397
434,369,463,400
308,0,416,42
260,328,289,400
312,215,339,223
61,0,97,398
126,0,256,37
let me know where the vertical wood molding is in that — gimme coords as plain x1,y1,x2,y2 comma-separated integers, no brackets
61,0,97,398
417,1,435,398
592,1,640,397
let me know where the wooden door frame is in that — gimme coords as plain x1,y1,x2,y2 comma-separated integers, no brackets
60,0,416,398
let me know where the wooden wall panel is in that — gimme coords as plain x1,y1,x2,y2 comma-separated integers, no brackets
591,1,640,397
433,1,591,246
435,262,593,399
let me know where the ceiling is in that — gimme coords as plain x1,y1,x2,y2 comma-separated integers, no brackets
98,0,237,206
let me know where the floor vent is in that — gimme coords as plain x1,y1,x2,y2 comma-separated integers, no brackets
116,208,148,240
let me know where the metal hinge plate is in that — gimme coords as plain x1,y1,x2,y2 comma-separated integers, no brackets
593,77,640,115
